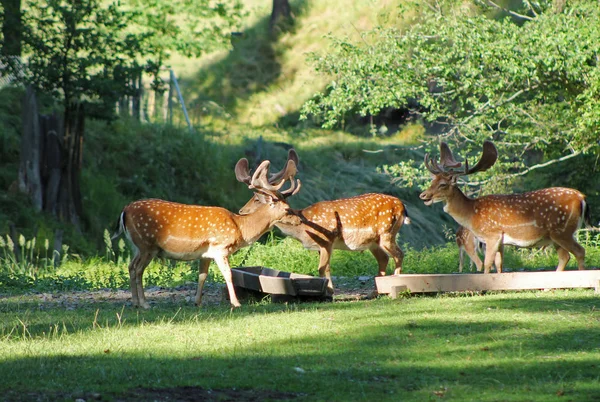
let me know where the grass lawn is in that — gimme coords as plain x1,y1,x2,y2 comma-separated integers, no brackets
1,289,599,401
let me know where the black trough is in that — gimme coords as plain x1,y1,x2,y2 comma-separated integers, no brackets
231,266,330,302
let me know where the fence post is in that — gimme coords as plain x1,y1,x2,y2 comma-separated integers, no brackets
169,69,194,133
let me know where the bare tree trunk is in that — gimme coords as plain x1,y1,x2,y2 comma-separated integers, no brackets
18,86,43,211
270,0,293,35
41,113,62,216
59,103,84,228
18,88,84,233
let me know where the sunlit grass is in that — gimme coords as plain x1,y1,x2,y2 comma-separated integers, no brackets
1,290,599,400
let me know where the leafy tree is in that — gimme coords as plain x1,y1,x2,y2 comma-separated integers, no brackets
11,0,244,227
0,0,22,57
301,0,600,192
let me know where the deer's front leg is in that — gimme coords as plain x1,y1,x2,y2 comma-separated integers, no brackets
318,246,334,295
195,258,211,306
214,256,241,308
483,236,502,274
494,245,504,273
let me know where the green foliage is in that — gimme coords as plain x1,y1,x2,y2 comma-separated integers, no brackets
301,0,600,191
124,0,245,64
19,0,147,116
3,231,599,295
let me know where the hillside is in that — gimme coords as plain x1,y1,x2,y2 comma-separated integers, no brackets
2,0,597,258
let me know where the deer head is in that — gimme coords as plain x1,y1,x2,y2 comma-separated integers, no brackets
419,140,498,206
239,149,302,216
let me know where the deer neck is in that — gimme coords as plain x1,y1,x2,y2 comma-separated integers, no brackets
233,204,282,245
444,187,476,228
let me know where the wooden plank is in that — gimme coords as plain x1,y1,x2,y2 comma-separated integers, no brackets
375,271,600,294
389,285,407,300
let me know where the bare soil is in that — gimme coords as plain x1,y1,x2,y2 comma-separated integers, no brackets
17,276,378,310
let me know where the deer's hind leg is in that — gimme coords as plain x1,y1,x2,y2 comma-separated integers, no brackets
370,247,389,277
129,250,156,309
379,233,404,275
551,235,585,271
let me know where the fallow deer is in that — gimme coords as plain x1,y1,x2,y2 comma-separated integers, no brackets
456,225,483,272
240,150,410,295
420,140,590,273
112,152,301,309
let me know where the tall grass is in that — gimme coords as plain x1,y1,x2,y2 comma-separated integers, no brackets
1,228,598,295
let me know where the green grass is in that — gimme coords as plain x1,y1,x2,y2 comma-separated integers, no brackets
1,229,599,296
1,290,599,401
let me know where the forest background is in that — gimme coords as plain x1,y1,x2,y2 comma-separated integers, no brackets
0,0,599,289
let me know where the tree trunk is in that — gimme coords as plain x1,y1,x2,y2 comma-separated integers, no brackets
59,102,84,229
18,86,43,211
18,88,84,231
0,0,22,57
270,0,293,35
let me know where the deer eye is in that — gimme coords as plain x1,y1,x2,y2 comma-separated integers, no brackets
438,183,448,189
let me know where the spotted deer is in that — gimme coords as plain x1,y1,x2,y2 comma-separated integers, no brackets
240,150,410,295
419,141,590,273
112,153,301,309
456,225,483,272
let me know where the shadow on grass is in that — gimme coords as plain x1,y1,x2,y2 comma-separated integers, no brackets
1,312,600,401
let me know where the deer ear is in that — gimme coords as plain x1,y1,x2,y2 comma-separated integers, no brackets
450,175,458,185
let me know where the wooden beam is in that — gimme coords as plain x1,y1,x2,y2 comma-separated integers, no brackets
376,271,600,295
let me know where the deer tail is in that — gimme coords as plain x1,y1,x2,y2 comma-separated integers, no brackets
584,200,593,228
402,206,411,225
111,210,126,240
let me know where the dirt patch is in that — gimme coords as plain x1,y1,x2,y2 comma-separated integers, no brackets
13,276,378,309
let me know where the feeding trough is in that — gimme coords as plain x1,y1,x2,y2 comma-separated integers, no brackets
231,266,331,302
376,270,600,299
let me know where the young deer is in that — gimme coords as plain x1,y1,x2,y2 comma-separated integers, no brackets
420,141,590,273
456,225,483,272
112,153,301,309
240,150,410,295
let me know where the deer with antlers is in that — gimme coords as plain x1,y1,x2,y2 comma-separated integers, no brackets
420,141,590,273
239,150,410,295
112,153,301,309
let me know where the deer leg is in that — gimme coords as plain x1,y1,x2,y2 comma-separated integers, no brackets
318,246,334,295
379,233,404,275
458,247,464,273
213,256,241,308
195,258,211,306
128,253,141,307
483,237,502,274
463,240,482,273
554,245,570,271
133,252,156,309
494,244,504,273
370,247,390,276
551,235,585,271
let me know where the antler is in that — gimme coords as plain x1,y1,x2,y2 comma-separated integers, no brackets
465,140,498,175
269,149,299,183
424,142,462,174
424,141,497,176
235,155,299,197
234,158,252,184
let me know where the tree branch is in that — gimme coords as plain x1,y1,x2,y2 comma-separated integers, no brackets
464,149,588,186
484,0,534,21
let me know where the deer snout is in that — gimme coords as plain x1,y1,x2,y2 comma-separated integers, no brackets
419,190,434,206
